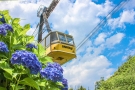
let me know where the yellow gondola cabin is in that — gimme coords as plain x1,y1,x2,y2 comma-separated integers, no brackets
40,31,76,65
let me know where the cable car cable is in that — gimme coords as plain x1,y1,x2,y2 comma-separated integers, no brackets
33,26,48,41
63,0,129,66
76,0,129,51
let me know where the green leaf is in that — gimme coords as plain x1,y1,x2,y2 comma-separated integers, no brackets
19,77,40,90
0,87,6,90
0,54,8,59
26,36,34,43
12,73,18,78
12,18,20,24
56,82,64,87
10,83,26,90
2,10,9,15
12,44,25,50
13,37,18,44
3,72,12,80
24,24,30,30
39,56,53,64
0,61,13,75
33,48,38,55
0,16,2,18
38,81,46,87
20,24,30,35
16,85,26,90
3,69,13,76
10,83,15,90
4,14,11,22
38,44,46,56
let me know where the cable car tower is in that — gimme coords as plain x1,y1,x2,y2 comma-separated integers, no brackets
37,0,76,65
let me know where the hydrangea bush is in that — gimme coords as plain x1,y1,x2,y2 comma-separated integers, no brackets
0,10,68,90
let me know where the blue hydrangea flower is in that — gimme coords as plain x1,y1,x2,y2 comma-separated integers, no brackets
10,50,42,74
3,23,13,32
0,14,6,23
26,43,37,50
47,62,63,73
61,78,68,90
0,41,9,53
0,24,13,36
40,62,63,82
0,25,7,36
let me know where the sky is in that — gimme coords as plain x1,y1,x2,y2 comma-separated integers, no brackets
0,0,135,89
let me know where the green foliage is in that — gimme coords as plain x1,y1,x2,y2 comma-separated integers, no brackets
0,10,63,90
78,86,86,90
95,56,135,90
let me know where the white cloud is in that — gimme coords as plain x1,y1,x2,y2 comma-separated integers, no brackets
120,10,135,24
63,32,124,89
63,55,115,89
108,50,123,57
94,33,107,45
129,38,135,46
48,0,114,45
122,49,135,61
0,0,53,36
108,9,135,29
1,2,39,23
124,0,135,9
105,33,125,48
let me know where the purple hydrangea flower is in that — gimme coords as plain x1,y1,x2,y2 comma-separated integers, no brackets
0,41,9,53
61,78,68,90
10,50,42,74
40,62,63,82
0,25,7,36
3,23,13,32
0,14,6,23
26,43,37,50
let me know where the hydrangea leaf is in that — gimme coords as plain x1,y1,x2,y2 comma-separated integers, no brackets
12,18,20,24
26,36,34,43
3,69,13,76
20,24,30,35
4,14,11,23
1,10,9,24
19,77,40,90
56,82,64,87
2,10,9,15
12,73,18,78
24,24,30,30
0,87,6,90
3,72,12,80
38,81,46,87
0,61,13,75
0,22,3,24
37,44,46,57
13,37,18,44
12,44,25,50
16,85,26,90
39,56,53,64
33,48,38,55
10,83,15,90
0,54,8,59
10,83,26,90
12,24,22,35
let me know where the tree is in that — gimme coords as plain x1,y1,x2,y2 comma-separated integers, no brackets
78,85,86,90
95,56,135,90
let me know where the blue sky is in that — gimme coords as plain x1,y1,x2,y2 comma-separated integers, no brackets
0,0,135,89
